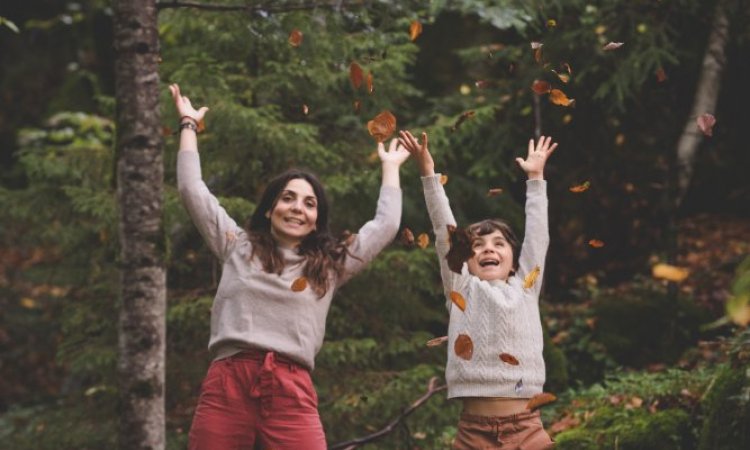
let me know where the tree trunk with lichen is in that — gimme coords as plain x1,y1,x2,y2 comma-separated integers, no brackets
113,0,165,448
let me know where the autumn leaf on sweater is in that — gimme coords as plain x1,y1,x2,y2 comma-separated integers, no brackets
450,291,467,311
409,20,423,41
367,110,396,142
454,334,473,360
526,392,557,411
426,336,448,347
523,266,541,289
417,233,430,249
288,29,303,47
291,277,308,292
446,225,473,274
499,353,520,365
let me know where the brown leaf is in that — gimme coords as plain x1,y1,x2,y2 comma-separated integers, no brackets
401,228,415,246
426,335,448,347
451,110,475,131
655,67,668,82
446,225,473,274
349,62,363,90
569,181,590,193
532,80,552,95
291,277,308,292
288,29,303,47
409,20,423,41
696,113,716,137
549,89,575,107
439,174,448,185
196,119,206,133
526,392,557,411
487,188,504,197
602,41,624,51
530,41,543,63
454,333,473,360
417,233,430,249
588,239,605,248
499,353,520,365
366,110,396,142
450,291,467,311
551,70,570,84
523,266,541,289
366,71,374,94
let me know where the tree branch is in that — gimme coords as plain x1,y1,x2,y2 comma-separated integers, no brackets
329,377,448,450
156,0,365,13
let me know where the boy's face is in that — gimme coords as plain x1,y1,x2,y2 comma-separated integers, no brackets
466,230,515,281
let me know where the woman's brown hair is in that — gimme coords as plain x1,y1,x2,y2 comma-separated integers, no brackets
246,169,349,297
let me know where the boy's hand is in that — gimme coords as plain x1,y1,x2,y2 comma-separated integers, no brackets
378,138,410,167
398,130,435,176
516,135,558,180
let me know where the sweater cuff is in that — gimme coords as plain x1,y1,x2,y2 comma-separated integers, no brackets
526,179,546,194
421,173,444,193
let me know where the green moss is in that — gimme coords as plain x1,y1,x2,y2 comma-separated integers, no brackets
554,428,598,450
698,365,750,450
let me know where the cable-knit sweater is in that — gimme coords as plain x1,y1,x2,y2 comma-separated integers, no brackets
178,150,402,370
422,174,549,399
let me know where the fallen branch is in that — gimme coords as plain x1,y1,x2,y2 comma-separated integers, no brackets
329,377,447,450
157,0,364,13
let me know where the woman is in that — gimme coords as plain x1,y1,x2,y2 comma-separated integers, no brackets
170,84,408,449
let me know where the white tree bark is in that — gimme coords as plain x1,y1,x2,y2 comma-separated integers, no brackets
675,0,730,205
113,0,165,448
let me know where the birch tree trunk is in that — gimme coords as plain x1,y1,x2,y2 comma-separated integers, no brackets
675,0,730,206
113,0,165,448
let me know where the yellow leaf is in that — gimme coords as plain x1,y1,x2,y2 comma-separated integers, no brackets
417,233,430,249
450,291,466,311
523,266,541,289
727,294,750,326
549,89,575,107
652,263,689,282
21,297,37,309
409,20,423,41
439,174,448,185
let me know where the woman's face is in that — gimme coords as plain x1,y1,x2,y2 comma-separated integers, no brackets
267,178,319,248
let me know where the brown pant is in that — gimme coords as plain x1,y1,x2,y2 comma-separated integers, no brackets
453,410,554,450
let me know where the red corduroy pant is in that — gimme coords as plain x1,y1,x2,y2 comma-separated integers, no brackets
188,350,327,450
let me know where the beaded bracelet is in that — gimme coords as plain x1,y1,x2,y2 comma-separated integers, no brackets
179,121,198,133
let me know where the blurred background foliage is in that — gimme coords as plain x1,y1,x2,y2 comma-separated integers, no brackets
0,0,749,448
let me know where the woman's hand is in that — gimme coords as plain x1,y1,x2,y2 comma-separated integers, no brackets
398,130,434,177
169,84,209,124
515,135,558,180
378,138,410,167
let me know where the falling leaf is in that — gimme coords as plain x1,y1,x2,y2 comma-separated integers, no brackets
562,62,573,75
349,62,363,89
196,119,206,133
439,174,448,185
451,111,475,131
475,80,492,89
499,353,520,365
656,67,668,82
530,41,543,50
551,70,570,83
450,291,467,311
588,239,605,248
603,42,624,51
546,19,557,29
526,392,557,411
487,188,503,197
446,225,473,274
417,233,430,249
569,181,590,193
288,29,303,47
523,266,541,289
366,71,374,94
454,334,473,360
409,20,423,41
401,227,415,246
652,263,689,282
302,104,309,115
696,113,716,136
366,110,396,142
291,277,308,292
549,89,575,107
532,80,552,95
534,48,543,63
20,297,38,309
515,378,524,393
426,336,448,347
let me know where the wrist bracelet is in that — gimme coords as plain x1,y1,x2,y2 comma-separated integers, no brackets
180,116,198,126
179,121,198,133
